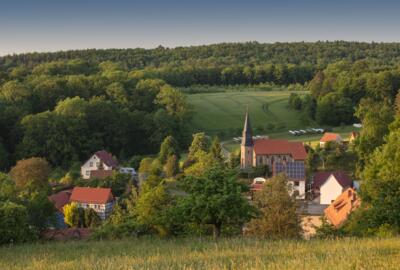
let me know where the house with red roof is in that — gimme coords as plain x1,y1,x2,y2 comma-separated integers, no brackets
324,188,360,227
312,171,352,205
319,132,343,147
70,187,115,220
81,150,119,179
240,111,307,170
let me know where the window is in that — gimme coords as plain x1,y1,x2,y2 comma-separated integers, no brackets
294,182,299,187
96,162,100,167
89,162,93,167
85,171,90,176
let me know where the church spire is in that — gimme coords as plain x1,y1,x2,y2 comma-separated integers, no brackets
241,108,253,146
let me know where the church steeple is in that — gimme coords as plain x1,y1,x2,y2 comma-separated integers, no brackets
241,108,253,147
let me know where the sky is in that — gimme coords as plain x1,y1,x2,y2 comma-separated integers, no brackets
1,0,400,55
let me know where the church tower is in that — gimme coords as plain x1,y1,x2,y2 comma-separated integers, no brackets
240,109,254,170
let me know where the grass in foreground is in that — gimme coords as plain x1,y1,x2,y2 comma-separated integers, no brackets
1,237,399,270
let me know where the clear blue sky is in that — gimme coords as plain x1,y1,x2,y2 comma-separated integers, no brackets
1,0,400,55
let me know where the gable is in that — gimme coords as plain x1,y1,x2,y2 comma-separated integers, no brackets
320,175,342,191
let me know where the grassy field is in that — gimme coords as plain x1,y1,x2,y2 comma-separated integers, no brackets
186,90,311,137
1,237,399,269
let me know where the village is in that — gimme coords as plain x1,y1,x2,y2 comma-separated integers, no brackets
44,111,361,239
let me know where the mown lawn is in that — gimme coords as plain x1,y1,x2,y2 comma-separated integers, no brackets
1,237,399,270
186,91,311,136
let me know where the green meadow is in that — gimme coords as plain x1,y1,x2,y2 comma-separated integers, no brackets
1,237,399,270
186,90,311,136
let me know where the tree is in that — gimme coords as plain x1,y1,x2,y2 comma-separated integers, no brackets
351,120,400,234
63,202,81,228
0,201,35,244
158,135,180,164
179,167,254,238
210,136,224,163
10,157,51,189
135,183,176,236
186,133,210,166
84,208,101,228
354,99,394,171
316,92,354,125
155,85,188,119
246,174,301,239
164,155,179,178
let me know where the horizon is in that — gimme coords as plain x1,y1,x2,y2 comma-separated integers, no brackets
1,39,400,57
1,0,400,56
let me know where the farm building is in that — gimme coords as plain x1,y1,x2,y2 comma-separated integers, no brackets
70,187,115,220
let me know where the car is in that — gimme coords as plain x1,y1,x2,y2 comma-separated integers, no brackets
299,130,307,134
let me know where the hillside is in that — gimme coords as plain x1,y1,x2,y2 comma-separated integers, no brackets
186,90,312,137
1,237,399,270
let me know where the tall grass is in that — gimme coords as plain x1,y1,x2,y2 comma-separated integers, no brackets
1,237,399,269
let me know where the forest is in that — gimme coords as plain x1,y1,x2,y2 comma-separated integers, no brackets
1,41,400,171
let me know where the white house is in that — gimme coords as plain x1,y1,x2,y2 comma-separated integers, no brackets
313,171,352,205
81,150,119,179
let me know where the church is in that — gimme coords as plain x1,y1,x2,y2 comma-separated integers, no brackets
240,111,308,198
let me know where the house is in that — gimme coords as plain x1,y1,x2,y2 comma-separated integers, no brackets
273,161,306,198
349,131,359,143
324,188,360,227
319,132,343,147
312,171,352,205
81,150,119,179
48,189,72,228
69,187,115,220
240,111,307,170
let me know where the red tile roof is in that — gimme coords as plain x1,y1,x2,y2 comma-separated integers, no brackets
49,190,72,213
320,133,342,143
70,187,114,204
253,139,307,160
324,188,360,227
90,169,113,179
313,171,352,190
94,150,119,168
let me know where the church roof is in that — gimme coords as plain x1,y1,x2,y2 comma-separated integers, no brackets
241,110,253,146
253,139,307,160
